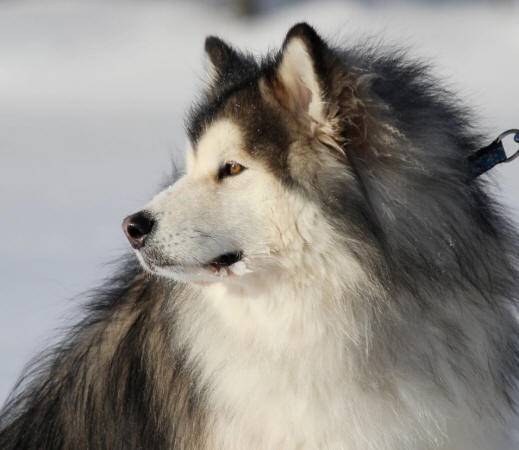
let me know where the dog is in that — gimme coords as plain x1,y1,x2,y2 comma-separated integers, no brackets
1,23,518,449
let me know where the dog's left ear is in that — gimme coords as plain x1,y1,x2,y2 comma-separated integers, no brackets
266,23,329,124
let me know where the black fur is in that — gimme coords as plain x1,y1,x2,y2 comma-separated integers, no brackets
0,258,208,449
2,22,518,448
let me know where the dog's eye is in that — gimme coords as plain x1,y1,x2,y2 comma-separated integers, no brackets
218,161,247,180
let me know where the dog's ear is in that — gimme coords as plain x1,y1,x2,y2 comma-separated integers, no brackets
204,36,244,87
266,23,329,123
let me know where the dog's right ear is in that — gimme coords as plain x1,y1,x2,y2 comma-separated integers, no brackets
204,36,243,87
263,23,330,125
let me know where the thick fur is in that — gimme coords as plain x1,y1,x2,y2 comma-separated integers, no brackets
1,23,519,449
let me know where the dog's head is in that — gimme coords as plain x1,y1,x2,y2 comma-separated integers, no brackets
121,23,378,284
124,23,472,288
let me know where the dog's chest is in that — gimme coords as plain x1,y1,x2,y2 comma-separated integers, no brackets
182,285,355,449
203,329,350,449
179,285,483,450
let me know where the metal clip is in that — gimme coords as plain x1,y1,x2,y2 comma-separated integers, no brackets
496,129,519,163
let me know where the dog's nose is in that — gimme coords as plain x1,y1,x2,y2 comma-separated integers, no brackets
122,211,155,249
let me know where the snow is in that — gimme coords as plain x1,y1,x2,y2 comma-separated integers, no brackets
0,0,518,404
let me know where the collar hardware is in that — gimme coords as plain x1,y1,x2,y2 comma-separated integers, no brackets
470,129,519,177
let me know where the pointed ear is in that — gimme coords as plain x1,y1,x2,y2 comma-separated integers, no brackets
204,36,243,85
267,23,329,123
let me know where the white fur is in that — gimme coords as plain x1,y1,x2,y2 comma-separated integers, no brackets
138,119,515,449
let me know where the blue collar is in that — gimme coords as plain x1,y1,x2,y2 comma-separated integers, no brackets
470,129,519,177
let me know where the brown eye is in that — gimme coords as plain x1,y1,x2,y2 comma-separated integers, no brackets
218,161,246,180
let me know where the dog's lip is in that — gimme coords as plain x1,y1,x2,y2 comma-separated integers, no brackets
206,251,243,269
140,251,246,280
142,250,244,271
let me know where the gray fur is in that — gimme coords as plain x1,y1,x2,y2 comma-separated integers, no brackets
1,23,518,448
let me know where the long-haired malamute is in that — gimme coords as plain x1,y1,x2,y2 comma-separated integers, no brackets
1,23,518,449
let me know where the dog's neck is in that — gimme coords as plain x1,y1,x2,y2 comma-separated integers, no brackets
200,241,368,345
173,241,391,448
176,196,379,357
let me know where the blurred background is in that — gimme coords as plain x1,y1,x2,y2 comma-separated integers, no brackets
1,0,518,404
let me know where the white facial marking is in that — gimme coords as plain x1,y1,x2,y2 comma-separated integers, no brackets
190,118,245,177
134,119,281,283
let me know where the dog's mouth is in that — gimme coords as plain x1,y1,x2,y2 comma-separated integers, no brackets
206,251,243,272
138,249,248,281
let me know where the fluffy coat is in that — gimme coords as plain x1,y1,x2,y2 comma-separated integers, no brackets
1,23,518,449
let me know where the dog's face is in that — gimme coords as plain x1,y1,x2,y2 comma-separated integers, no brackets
136,118,293,283
123,24,370,284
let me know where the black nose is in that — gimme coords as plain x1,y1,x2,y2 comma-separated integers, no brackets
122,211,155,249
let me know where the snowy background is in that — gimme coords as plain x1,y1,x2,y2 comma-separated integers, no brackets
1,0,518,405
